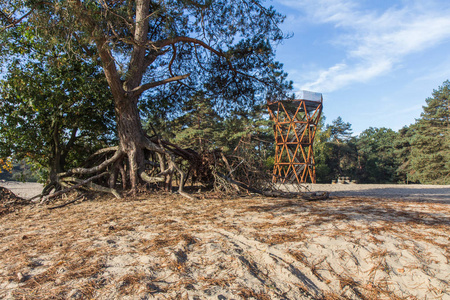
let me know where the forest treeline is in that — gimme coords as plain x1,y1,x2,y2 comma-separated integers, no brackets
1,79,449,185
149,81,450,185
1,75,449,185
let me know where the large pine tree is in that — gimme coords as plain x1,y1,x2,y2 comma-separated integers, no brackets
407,80,450,184
1,0,290,195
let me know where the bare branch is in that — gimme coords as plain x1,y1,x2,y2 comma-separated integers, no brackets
130,74,190,96
143,48,170,69
0,3,45,33
154,36,225,59
168,44,177,77
42,172,110,202
154,36,268,85
48,195,84,210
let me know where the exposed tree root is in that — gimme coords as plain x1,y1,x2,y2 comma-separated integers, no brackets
38,134,311,203
41,172,111,204
64,177,121,199
58,150,124,177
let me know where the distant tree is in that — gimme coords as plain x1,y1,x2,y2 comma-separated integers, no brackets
313,115,332,182
407,80,450,184
327,116,353,143
356,127,399,183
394,126,415,183
314,115,357,182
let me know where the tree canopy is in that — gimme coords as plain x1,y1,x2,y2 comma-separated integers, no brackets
314,81,449,184
1,0,292,196
406,80,450,184
0,47,116,183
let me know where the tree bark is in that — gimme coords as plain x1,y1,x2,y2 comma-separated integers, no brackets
114,95,145,190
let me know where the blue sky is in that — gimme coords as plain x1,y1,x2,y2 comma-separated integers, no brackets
270,0,450,134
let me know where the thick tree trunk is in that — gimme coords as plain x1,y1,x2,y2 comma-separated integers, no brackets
91,0,186,194
115,96,148,191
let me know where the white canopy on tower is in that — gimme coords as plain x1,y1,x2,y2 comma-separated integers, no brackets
296,90,322,102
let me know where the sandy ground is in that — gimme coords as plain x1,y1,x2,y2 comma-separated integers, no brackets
0,183,449,299
0,181,44,200
1,181,449,202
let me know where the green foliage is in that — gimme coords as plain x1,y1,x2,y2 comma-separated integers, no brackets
356,127,400,183
326,116,353,143
0,23,116,182
315,116,357,182
313,115,332,182
145,92,275,169
314,81,449,185
406,80,450,184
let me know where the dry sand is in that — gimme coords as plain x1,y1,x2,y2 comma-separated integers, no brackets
0,181,44,200
0,183,449,299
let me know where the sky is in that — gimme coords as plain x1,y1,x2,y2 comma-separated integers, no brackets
270,0,450,134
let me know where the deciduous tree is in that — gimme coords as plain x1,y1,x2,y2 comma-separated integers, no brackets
356,127,399,183
0,49,115,188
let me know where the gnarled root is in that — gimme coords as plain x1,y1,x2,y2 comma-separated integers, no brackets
142,138,193,199
41,172,115,204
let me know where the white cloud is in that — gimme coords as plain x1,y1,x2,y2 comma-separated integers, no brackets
279,0,450,92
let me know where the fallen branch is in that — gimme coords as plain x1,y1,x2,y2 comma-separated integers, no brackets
216,172,329,200
29,194,43,203
42,172,110,203
47,195,85,210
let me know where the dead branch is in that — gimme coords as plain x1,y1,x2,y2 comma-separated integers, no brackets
219,152,240,192
130,74,190,96
47,195,85,210
215,172,274,196
42,172,110,203
216,172,329,200
142,138,193,199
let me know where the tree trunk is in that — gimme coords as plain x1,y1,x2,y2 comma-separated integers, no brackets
115,95,147,191
48,119,63,189
91,0,180,193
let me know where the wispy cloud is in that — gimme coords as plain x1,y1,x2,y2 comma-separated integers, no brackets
279,0,450,92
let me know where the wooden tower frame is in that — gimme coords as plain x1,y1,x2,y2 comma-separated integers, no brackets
267,93,323,184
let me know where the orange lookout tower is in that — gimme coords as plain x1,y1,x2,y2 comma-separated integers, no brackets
267,91,323,184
